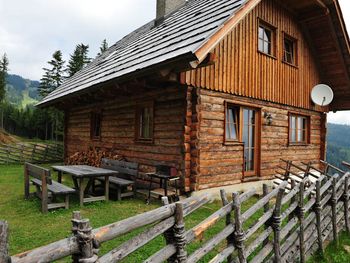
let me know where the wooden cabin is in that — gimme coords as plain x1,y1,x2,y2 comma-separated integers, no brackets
38,0,350,192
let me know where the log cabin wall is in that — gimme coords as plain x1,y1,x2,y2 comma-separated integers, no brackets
65,85,189,189
195,89,324,190
180,0,323,111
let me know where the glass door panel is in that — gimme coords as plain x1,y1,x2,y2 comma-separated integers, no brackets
242,108,256,174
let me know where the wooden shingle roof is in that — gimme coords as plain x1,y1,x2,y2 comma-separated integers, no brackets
38,0,249,106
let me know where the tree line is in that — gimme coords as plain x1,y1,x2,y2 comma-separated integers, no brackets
0,40,109,141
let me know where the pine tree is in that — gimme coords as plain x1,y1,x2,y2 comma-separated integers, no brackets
38,50,65,98
0,53,9,130
67,43,91,77
0,53,9,103
97,39,109,56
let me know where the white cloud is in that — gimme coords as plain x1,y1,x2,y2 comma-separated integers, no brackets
0,0,155,80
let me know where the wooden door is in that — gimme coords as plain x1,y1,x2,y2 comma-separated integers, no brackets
241,108,260,178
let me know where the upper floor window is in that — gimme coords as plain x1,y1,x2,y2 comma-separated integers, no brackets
258,21,275,56
91,111,102,140
135,102,154,142
283,34,297,65
289,114,309,144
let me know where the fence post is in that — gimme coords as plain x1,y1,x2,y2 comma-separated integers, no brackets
232,192,246,263
0,221,10,263
272,187,285,263
289,179,296,221
72,212,98,263
72,211,82,263
31,144,37,163
220,189,234,263
344,175,350,233
161,197,176,263
262,184,270,247
174,202,187,263
315,180,324,254
331,177,338,243
298,181,306,263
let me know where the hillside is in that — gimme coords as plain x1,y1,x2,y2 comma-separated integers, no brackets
5,74,39,107
327,123,350,168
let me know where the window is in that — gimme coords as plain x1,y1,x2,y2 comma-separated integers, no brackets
289,114,309,144
258,21,275,56
135,102,154,142
226,106,239,141
91,111,102,140
283,35,297,65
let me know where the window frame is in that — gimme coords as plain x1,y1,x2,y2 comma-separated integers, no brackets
257,19,277,58
225,104,240,142
90,110,102,141
135,101,154,143
288,113,310,145
282,33,298,66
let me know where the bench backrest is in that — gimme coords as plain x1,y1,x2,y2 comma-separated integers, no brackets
25,163,52,185
101,158,139,177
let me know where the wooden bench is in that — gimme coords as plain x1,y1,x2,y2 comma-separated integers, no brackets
98,159,139,200
24,163,76,213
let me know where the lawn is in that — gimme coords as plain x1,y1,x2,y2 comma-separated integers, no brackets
2,164,349,262
0,164,260,262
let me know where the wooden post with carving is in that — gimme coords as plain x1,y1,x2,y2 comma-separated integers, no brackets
263,184,270,247
272,187,285,262
298,181,306,263
331,177,338,243
162,197,176,263
72,212,98,263
233,192,246,263
315,180,324,254
220,189,234,263
343,175,350,233
174,202,187,263
0,221,10,263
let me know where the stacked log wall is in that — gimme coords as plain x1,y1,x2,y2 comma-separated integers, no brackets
195,89,323,190
65,85,188,188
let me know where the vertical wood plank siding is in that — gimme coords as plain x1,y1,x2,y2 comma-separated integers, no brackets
65,86,189,189
181,0,322,111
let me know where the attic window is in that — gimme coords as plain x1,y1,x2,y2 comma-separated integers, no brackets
258,21,276,57
283,34,297,65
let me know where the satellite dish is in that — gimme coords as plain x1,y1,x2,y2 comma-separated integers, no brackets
311,84,334,106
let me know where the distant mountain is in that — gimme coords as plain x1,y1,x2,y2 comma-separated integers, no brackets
327,123,350,168
5,74,40,107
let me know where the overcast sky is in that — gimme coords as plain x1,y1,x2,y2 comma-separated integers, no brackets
0,0,349,124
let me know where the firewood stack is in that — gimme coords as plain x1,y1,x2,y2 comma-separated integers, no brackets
66,147,124,167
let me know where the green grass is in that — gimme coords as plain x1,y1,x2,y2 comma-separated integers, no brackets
0,164,259,262
308,232,350,263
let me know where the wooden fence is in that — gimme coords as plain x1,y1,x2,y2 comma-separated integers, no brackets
0,169,350,262
0,142,63,165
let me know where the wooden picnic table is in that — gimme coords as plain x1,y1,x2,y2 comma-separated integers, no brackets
52,165,118,206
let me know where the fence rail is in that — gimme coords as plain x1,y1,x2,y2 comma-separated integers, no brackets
0,142,63,165
0,162,350,262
